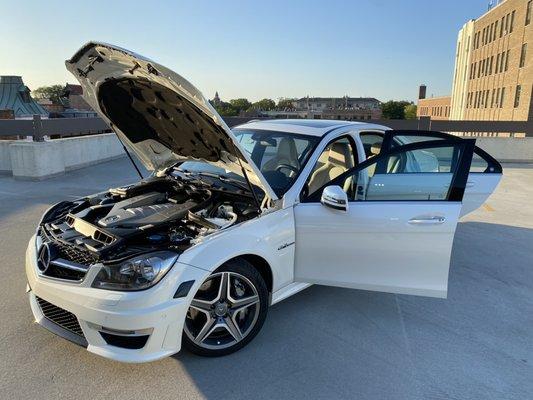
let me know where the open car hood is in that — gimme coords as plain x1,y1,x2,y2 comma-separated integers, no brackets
65,42,277,201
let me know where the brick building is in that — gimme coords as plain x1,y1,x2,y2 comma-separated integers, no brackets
292,96,382,120
62,84,92,111
417,86,452,120
450,0,533,123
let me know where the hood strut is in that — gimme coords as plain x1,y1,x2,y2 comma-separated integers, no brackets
120,140,143,179
230,141,262,212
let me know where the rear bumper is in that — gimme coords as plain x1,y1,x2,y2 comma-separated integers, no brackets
26,235,207,363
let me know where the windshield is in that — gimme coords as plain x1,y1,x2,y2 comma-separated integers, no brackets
175,128,320,197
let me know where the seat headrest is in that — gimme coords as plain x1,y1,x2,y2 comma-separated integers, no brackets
370,142,381,156
278,137,298,161
328,142,348,167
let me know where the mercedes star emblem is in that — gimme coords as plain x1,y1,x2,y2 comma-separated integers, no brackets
37,243,52,273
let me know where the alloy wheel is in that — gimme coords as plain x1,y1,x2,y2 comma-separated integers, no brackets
184,271,261,350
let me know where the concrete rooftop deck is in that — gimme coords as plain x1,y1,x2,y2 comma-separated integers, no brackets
1,157,532,399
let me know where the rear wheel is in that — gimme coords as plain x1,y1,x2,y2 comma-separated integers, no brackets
183,259,269,357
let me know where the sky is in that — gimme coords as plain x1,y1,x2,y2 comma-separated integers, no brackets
0,0,493,103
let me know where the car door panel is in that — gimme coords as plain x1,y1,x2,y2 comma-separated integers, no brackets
294,201,460,297
294,139,475,298
462,174,501,215
379,130,502,217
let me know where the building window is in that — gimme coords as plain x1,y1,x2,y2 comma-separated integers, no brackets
510,10,515,33
500,16,505,37
494,20,499,40
520,43,527,68
500,87,505,108
496,88,501,107
491,89,495,108
514,85,521,108
505,13,510,34
527,1,532,26
505,50,510,71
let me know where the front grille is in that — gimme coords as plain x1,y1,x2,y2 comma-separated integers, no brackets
54,242,98,266
36,296,85,337
39,225,98,281
45,263,86,281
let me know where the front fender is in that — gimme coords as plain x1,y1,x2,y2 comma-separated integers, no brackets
178,207,295,292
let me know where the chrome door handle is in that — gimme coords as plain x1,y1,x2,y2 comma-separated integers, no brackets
466,181,476,188
408,216,446,225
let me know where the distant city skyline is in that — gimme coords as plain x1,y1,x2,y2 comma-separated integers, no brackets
0,0,493,102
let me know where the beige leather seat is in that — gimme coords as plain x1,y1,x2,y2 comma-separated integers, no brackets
367,142,401,175
308,142,354,194
263,137,299,174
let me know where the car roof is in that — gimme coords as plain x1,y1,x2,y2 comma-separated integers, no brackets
233,119,390,137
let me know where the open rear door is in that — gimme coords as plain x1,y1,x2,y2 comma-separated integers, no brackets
294,139,475,298
381,130,502,216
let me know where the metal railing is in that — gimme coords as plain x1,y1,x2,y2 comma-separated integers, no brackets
0,114,532,139
0,115,110,141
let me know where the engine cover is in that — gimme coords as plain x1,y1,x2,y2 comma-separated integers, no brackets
98,192,198,228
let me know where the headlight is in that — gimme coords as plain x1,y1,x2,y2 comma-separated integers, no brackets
92,251,178,291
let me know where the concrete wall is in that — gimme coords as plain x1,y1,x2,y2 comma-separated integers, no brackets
475,137,533,163
60,133,124,170
0,140,15,174
4,133,125,180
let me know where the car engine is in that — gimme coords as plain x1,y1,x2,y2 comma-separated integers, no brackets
37,175,259,275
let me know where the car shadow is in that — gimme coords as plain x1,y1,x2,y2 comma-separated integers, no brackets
170,221,533,400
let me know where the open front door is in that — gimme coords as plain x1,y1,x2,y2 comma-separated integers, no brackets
380,130,502,216
294,139,475,298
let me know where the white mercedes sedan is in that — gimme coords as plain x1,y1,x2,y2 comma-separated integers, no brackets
25,42,502,362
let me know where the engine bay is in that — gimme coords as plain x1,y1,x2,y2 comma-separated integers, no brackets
39,175,260,265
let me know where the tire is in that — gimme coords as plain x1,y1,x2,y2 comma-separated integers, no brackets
182,258,269,357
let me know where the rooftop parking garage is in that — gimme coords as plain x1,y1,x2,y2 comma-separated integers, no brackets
0,157,532,399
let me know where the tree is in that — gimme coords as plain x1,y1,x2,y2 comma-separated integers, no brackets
229,98,252,114
213,101,238,116
381,100,411,119
404,103,417,120
277,98,295,110
32,85,65,104
251,98,275,111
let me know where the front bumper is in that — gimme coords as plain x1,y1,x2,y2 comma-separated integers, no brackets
25,235,207,363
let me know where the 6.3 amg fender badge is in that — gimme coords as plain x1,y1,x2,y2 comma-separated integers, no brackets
277,242,295,251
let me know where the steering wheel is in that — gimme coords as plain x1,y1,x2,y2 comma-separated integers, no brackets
275,163,299,175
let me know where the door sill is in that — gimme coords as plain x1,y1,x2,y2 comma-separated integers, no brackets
271,282,312,305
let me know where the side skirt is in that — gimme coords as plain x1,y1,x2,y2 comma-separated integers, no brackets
270,282,312,305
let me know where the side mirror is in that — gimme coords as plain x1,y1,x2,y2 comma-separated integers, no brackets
320,185,348,212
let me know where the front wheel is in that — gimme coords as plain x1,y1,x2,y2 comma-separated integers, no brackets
182,259,269,357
